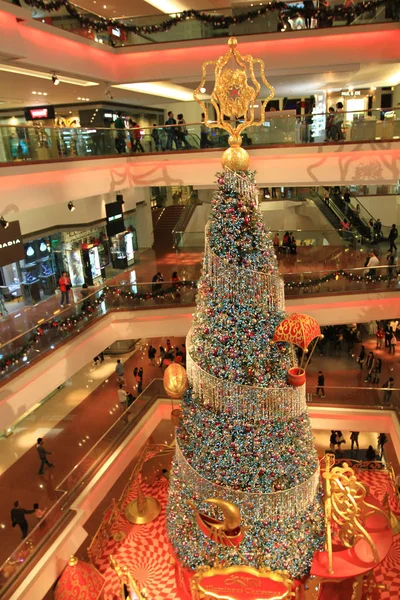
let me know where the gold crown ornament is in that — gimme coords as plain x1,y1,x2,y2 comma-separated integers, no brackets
194,36,275,172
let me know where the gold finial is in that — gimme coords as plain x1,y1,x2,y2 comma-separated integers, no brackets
68,555,78,567
194,36,274,171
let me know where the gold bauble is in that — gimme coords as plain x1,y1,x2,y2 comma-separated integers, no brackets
222,146,250,171
163,363,187,399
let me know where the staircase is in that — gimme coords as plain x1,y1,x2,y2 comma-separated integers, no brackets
152,205,186,252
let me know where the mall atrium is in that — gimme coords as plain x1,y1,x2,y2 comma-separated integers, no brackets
0,0,400,598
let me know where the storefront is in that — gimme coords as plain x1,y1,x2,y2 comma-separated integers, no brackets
109,228,137,270
0,223,57,307
58,228,111,287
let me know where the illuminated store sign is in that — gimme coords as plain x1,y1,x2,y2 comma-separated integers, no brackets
0,221,25,267
341,90,361,97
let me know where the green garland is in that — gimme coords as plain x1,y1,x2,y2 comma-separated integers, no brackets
23,0,389,35
0,272,393,375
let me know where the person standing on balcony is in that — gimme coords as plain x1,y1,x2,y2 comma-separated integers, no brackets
151,124,161,152
387,249,397,282
372,358,382,384
58,271,71,308
36,438,54,475
377,433,388,459
388,224,398,253
273,232,280,253
325,107,335,141
115,359,125,383
114,112,126,154
382,377,394,403
366,445,376,461
177,114,191,150
302,0,314,28
129,120,145,153
389,331,397,355
365,250,379,278
334,102,345,141
350,431,359,451
376,326,385,349
117,383,128,413
11,501,35,540
165,111,178,151
316,371,325,398
357,345,366,369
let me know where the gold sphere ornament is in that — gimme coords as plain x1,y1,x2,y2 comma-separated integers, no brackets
222,146,250,171
163,363,187,399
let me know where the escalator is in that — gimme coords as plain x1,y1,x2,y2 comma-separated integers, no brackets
309,189,359,246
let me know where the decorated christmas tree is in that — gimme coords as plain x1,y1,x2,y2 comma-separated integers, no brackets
167,38,324,580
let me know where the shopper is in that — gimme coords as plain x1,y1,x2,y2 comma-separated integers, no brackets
159,346,166,367
151,124,161,152
366,445,376,461
377,433,388,459
389,331,397,355
130,121,145,153
114,111,126,154
382,377,394,404
334,102,345,140
117,383,128,412
58,271,71,308
376,326,385,349
316,371,325,398
329,430,337,452
372,358,382,384
177,114,191,149
115,359,125,383
36,437,54,475
303,0,315,29
387,249,397,281
148,345,156,366
365,351,374,371
152,272,164,293
336,431,346,451
365,250,379,279
325,107,335,141
11,501,35,539
165,111,178,151
350,431,359,450
388,223,398,253
33,503,46,520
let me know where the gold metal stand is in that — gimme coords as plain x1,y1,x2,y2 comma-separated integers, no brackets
125,473,161,524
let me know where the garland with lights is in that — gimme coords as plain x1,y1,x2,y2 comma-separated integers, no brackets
166,169,325,578
0,271,391,376
23,0,390,35
0,281,195,376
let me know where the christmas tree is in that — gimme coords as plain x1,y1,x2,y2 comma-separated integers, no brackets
166,38,324,580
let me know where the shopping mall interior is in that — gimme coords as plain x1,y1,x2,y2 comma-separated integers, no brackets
0,0,400,598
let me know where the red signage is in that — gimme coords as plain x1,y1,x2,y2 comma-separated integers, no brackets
30,108,49,119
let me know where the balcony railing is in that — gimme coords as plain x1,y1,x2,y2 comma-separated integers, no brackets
3,0,398,47
0,378,398,598
0,264,398,382
1,108,399,165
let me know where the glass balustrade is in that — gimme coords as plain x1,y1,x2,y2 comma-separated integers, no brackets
1,108,399,164
0,376,397,596
0,265,398,382
4,0,397,47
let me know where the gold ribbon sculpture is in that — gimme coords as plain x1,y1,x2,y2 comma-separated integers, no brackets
194,36,274,171
321,454,390,575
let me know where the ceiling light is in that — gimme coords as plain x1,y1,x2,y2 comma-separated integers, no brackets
67,201,75,212
52,74,60,86
200,86,206,93
43,92,47,96
32,91,37,94
0,64,99,87
143,0,189,13
0,216,9,229
103,4,106,7
113,81,201,102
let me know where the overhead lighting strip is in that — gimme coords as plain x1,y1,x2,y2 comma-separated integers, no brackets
0,64,99,87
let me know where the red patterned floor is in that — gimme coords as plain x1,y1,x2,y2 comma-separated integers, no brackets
94,470,400,599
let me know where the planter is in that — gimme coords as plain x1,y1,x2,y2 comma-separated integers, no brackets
288,367,306,387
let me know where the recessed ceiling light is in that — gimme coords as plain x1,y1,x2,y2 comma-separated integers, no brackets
32,91,37,94
103,4,106,7
200,86,206,93
43,92,47,96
